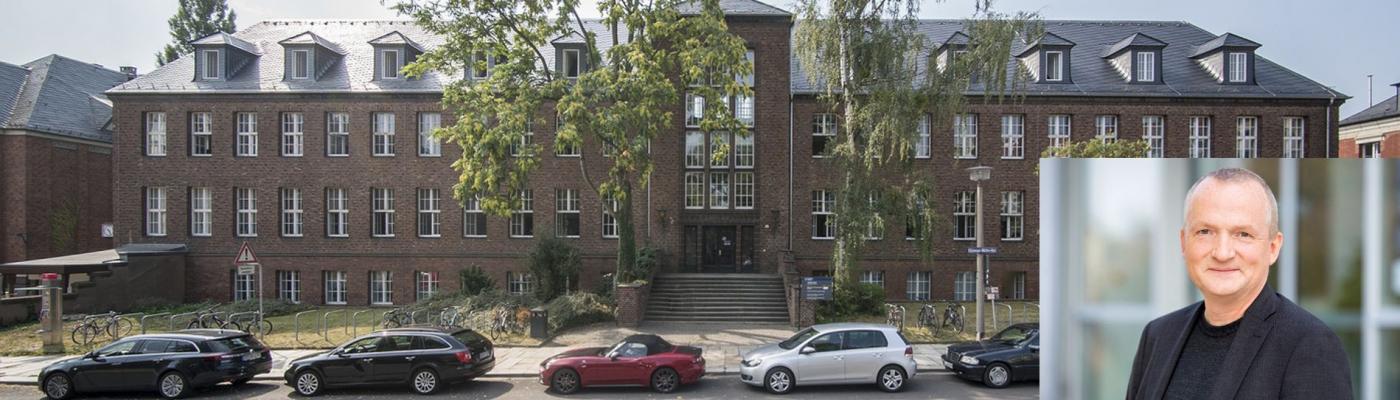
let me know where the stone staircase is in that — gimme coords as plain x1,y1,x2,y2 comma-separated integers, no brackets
646,273,789,324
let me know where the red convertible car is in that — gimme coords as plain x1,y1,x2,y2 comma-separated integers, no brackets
538,334,705,394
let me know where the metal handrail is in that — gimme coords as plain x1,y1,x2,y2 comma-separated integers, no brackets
140,313,170,334
350,309,377,337
321,310,346,341
294,310,317,348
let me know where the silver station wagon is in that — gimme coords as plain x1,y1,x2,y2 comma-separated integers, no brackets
739,323,917,394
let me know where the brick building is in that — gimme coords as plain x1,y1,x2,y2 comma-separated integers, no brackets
1339,84,1400,158
105,4,1343,308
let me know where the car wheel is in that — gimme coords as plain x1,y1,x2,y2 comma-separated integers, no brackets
877,365,907,392
984,363,1012,389
411,368,440,395
43,372,75,400
158,371,190,399
294,369,324,396
550,368,581,395
764,367,794,395
650,367,680,393
231,377,252,386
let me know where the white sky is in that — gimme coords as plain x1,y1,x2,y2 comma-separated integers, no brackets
2,0,1394,117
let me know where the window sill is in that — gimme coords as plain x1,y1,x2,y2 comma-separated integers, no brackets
953,238,975,242
282,234,304,238
954,156,978,160
191,154,212,157
418,235,442,238
327,154,350,158
325,301,347,306
372,154,396,157
464,235,487,239
146,233,168,237
192,234,211,238
555,154,582,158
372,235,395,238
1001,238,1024,242
510,235,535,239
419,154,442,158
282,154,304,158
370,302,394,306
1002,156,1024,160
811,237,835,241
236,234,258,238
327,235,349,238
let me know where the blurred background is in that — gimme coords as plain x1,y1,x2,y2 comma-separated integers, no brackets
1040,158,1400,400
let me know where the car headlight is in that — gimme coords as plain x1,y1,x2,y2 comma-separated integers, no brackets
959,356,980,365
742,358,762,367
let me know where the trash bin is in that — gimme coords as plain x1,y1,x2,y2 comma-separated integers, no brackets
530,307,548,339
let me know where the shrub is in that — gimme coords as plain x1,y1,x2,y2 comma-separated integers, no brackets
592,272,615,299
544,292,615,332
632,247,660,282
816,283,885,322
527,237,581,302
458,266,497,296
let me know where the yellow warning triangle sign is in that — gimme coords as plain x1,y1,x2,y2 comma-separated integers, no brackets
234,242,258,264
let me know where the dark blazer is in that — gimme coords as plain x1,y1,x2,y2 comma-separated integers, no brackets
1126,285,1353,400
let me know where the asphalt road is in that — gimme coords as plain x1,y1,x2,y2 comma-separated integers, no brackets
4,372,1036,399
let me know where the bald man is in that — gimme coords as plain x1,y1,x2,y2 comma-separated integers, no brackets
1125,168,1352,400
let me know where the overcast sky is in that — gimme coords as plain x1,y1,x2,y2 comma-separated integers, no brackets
1,0,1394,116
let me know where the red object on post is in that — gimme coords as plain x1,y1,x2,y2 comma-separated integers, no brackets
41,273,59,281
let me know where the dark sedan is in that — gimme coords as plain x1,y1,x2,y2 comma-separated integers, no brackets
38,329,272,399
283,327,495,396
942,323,1039,388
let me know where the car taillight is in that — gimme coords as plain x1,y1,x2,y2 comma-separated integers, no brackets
205,353,236,363
455,351,473,364
904,346,914,360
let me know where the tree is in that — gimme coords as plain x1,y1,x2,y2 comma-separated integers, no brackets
156,0,237,66
396,0,751,283
792,0,1038,289
1041,139,1152,158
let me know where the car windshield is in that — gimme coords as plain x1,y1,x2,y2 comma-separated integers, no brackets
991,326,1037,345
779,328,819,350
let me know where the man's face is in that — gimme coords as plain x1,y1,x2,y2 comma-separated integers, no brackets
1179,178,1283,302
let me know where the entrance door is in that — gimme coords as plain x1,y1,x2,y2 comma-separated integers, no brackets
702,226,737,272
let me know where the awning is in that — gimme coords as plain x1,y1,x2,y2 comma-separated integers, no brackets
0,249,125,274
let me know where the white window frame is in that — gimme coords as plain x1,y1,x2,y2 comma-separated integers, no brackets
282,112,304,157
281,188,303,237
236,188,257,237
511,120,533,157
1143,116,1165,158
190,112,211,156
1360,141,1382,158
146,112,167,156
324,271,347,305
954,114,978,159
508,272,533,296
1045,51,1064,82
1236,116,1259,158
1048,115,1071,153
954,271,976,301
327,112,350,157
510,190,534,238
1284,117,1305,158
860,271,885,288
381,49,401,80
1095,115,1118,143
555,189,580,238
146,187,167,236
601,195,618,239
370,271,393,305
233,273,254,301
811,190,836,240
372,188,395,237
865,193,884,240
562,48,581,79
277,270,301,304
418,112,441,157
684,172,704,209
292,49,312,80
373,112,395,156
906,271,931,301
416,271,439,301
190,187,211,237
202,49,221,80
735,171,755,210
954,191,975,241
554,114,580,157
326,188,348,237
1136,52,1156,82
417,188,441,237
710,133,729,168
1190,116,1212,158
734,94,754,126
236,112,258,157
1228,52,1248,83
684,93,704,128
812,113,837,158
685,132,705,168
915,114,931,159
1000,191,1024,241
463,196,487,238
1001,114,1024,159
735,134,754,168
709,172,730,209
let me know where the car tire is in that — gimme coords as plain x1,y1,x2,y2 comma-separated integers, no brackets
764,367,794,395
157,371,191,399
550,368,581,395
650,367,680,393
293,369,324,397
411,368,440,395
43,372,76,400
983,363,1012,389
877,365,907,392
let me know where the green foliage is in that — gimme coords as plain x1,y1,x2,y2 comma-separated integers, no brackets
156,0,237,66
631,247,660,282
527,237,581,302
1040,139,1152,158
226,299,312,317
48,200,78,255
458,266,497,296
593,272,616,299
816,283,886,323
544,292,615,332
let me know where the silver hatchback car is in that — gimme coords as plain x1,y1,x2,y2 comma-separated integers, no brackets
739,323,917,394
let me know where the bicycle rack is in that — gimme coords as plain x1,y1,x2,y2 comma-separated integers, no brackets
140,313,169,334
227,311,261,331
1023,302,1039,324
294,310,318,348
321,310,346,342
350,309,377,337
993,303,1013,331
168,310,202,331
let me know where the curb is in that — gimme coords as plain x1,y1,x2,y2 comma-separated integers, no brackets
2,369,946,387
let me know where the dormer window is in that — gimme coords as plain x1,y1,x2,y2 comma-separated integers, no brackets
191,32,258,82
278,31,345,82
1017,32,1074,84
1228,52,1248,82
563,49,581,78
291,49,311,80
382,49,401,79
367,31,424,82
202,49,222,80
1045,51,1064,82
1190,33,1259,85
469,53,505,80
1136,52,1155,82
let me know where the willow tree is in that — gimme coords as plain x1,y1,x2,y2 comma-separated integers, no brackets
396,0,751,282
793,0,1039,289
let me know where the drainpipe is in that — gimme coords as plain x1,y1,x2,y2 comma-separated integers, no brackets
788,92,794,251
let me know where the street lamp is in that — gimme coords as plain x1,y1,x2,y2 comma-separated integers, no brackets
967,166,992,340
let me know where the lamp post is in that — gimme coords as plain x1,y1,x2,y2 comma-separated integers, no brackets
967,166,992,340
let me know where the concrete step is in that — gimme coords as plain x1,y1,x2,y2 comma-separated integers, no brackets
647,315,790,323
648,296,786,303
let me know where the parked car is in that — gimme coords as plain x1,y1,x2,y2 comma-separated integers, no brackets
942,323,1039,388
283,327,495,396
38,329,271,399
739,323,916,394
538,334,705,394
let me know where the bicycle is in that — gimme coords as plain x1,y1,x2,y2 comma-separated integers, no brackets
187,307,233,330
489,306,521,340
227,312,273,336
941,301,965,334
918,303,938,333
69,311,134,347
438,307,465,328
381,308,413,329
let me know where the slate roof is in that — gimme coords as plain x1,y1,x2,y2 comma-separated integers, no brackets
678,0,791,17
1015,32,1075,57
1189,32,1261,58
1102,32,1166,58
0,55,128,143
191,32,261,55
280,31,347,54
792,20,1344,100
1339,93,1400,126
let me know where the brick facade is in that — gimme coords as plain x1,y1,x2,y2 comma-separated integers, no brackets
0,133,114,265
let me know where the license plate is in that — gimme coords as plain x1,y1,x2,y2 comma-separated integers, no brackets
480,350,492,360
243,352,260,361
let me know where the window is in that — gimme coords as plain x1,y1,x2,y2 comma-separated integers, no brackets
907,271,931,301
370,271,393,305
954,114,977,159
1001,114,1024,159
684,172,704,209
277,270,300,304
685,132,705,168
954,191,975,240
382,49,400,79
146,112,167,156
1228,52,1248,83
324,271,347,305
555,189,580,238
1284,117,1306,158
1236,116,1258,158
601,195,618,239
812,113,837,157
202,50,221,80
236,112,257,156
1095,115,1118,143
236,188,257,237
463,196,487,237
906,191,928,240
735,134,754,168
190,112,211,156
735,94,754,126
1136,52,1155,82
510,190,534,238
327,112,349,156
146,187,167,236
685,93,704,127
554,123,580,157
737,49,755,86
372,188,395,237
373,113,395,156
1143,116,1165,158
471,52,491,79
709,172,729,209
292,49,311,79
416,271,439,301
281,188,303,237
1000,191,1024,241
419,113,441,156
190,187,211,237
282,113,304,156
735,172,754,209
233,273,254,301
326,188,348,237
954,271,975,301
1011,272,1026,300
710,133,729,167
507,272,534,296
1045,51,1064,82
865,193,884,240
1189,116,1212,158
1048,115,1071,153
417,188,441,237
915,114,931,158
1360,142,1381,159
812,190,836,239
511,120,533,157
562,49,581,78
860,271,884,288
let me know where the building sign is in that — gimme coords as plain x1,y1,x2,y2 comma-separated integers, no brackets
966,247,998,255
100,223,113,238
802,276,833,300
237,263,258,276
988,286,999,300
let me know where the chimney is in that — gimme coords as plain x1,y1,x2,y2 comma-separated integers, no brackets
119,66,138,81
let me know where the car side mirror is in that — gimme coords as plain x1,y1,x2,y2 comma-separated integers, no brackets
799,346,816,355
607,352,619,361
335,350,349,357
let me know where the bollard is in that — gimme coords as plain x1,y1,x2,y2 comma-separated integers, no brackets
39,273,64,354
